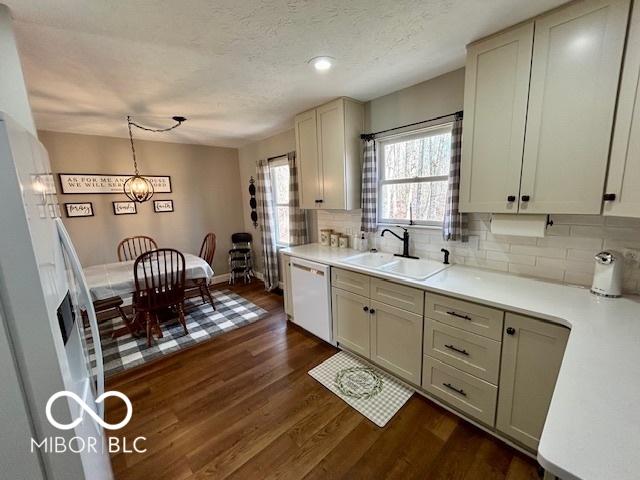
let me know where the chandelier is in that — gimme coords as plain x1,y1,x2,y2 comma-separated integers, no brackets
124,115,186,203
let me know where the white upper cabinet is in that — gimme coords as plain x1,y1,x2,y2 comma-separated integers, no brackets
460,22,533,213
521,0,630,214
605,2,640,218
294,109,320,210
294,98,364,210
461,0,630,215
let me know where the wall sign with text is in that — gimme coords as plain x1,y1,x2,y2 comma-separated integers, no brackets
65,202,94,218
59,174,172,194
113,201,137,215
153,200,174,213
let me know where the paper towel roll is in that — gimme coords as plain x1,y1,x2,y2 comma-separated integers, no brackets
490,214,547,237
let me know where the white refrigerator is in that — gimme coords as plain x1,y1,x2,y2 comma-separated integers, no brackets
0,112,112,479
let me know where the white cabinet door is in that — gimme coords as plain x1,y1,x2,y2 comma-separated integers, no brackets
370,300,423,384
332,287,370,357
460,22,533,213
316,99,346,210
497,313,569,451
605,2,640,218
520,0,630,214
295,109,320,209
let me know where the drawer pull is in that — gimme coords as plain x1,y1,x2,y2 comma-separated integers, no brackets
447,311,472,321
442,382,467,397
444,344,469,356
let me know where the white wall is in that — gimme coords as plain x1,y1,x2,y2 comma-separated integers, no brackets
365,68,465,132
0,5,36,135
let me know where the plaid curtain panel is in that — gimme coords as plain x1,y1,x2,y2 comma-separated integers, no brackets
287,151,308,246
360,139,378,233
443,116,468,242
256,159,280,291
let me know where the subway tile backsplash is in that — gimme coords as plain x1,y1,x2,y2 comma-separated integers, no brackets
314,211,640,293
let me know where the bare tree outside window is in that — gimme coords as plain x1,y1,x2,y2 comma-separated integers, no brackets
270,159,290,245
378,125,452,226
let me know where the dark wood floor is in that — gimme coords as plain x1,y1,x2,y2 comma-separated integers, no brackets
105,280,540,480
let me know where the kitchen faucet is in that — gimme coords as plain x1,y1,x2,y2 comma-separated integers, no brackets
380,226,419,259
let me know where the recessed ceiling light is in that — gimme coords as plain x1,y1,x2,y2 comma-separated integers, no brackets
309,56,334,72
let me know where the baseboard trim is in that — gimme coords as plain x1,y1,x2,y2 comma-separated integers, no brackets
210,273,230,284
211,272,264,285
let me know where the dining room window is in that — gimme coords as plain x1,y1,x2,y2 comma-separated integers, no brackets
269,157,290,246
378,124,452,226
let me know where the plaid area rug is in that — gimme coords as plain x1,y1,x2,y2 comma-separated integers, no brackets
86,289,268,377
308,351,413,427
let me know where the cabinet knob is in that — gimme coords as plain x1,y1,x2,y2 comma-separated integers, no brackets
521,195,530,202
506,327,516,335
363,306,369,312
369,309,375,315
507,195,516,202
603,193,616,201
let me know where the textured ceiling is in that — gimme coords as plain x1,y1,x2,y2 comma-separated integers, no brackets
6,0,567,147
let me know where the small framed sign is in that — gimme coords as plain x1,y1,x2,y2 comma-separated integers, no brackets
153,199,174,213
65,202,94,218
113,201,137,215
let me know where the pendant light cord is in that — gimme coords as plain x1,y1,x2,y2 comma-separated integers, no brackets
126,116,140,175
128,116,186,133
126,115,186,175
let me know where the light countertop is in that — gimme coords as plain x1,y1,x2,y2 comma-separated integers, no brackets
282,243,640,480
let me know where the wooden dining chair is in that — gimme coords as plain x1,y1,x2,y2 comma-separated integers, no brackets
117,236,158,262
185,233,216,309
133,248,188,347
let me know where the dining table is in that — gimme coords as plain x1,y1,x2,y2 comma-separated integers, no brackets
83,253,215,338
84,253,215,302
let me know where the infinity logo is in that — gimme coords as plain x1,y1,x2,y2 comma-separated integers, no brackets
45,391,132,431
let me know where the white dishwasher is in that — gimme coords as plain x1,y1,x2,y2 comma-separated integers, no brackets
290,257,334,345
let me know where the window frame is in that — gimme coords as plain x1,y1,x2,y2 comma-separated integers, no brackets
268,156,290,247
377,123,453,227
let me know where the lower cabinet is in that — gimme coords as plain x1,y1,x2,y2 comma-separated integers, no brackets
496,313,569,450
370,300,423,385
332,277,424,385
332,287,370,357
329,266,571,453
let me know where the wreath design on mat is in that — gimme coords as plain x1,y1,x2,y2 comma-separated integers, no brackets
334,367,383,400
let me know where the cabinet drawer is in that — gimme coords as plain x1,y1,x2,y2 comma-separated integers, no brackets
422,356,497,426
370,277,424,315
425,319,501,384
425,293,504,340
331,268,370,296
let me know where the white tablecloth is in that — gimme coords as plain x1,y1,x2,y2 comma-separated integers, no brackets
84,253,214,301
